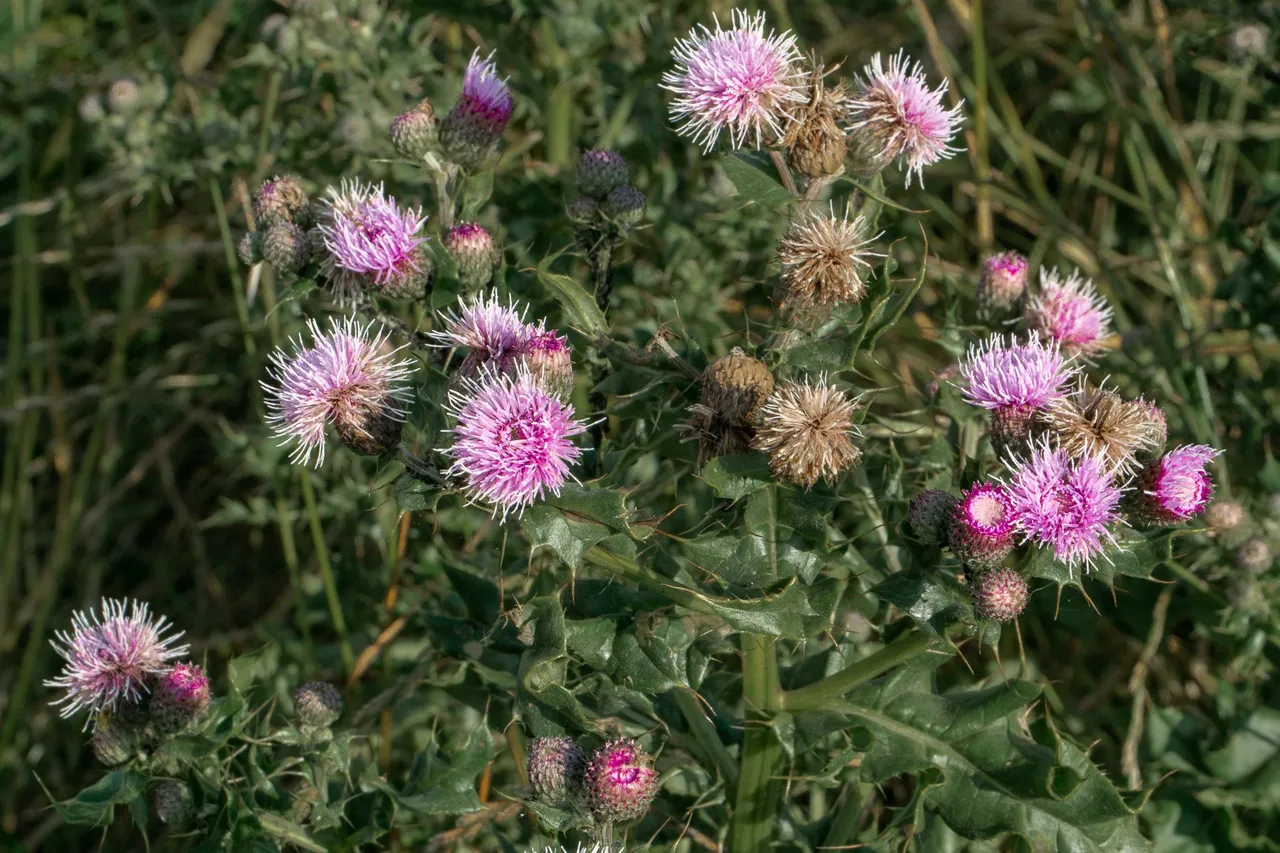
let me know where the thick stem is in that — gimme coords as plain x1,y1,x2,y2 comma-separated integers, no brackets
675,688,740,789
731,633,783,852
781,630,937,712
590,233,618,311
582,546,714,616
432,163,457,232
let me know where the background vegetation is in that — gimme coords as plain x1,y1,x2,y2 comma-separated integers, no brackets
2,0,1279,849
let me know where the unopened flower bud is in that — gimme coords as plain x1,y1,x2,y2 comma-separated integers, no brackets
971,568,1029,623
585,739,658,823
238,231,263,267
520,328,574,402
107,78,140,114
601,185,646,226
576,150,629,199
151,663,210,736
390,98,438,161
294,681,343,728
1238,538,1272,575
907,489,958,545
567,195,601,225
444,222,499,291
91,716,139,766
949,484,1015,571
254,174,311,227
977,252,1028,322
78,94,106,124
527,736,587,799
153,780,193,824
262,221,311,273
334,406,406,457
680,349,774,465
1205,499,1245,532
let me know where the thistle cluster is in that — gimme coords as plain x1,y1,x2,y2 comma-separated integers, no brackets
525,736,659,832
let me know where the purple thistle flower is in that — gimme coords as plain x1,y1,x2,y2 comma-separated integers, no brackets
431,290,531,372
444,366,589,520
317,179,428,300
662,10,806,152
263,315,415,467
949,483,1015,570
1025,267,1113,355
957,334,1077,412
1132,444,1220,526
847,51,964,187
1002,441,1125,572
45,598,189,724
458,50,513,132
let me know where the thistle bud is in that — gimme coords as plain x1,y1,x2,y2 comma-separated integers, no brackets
443,222,499,291
107,78,140,114
1128,398,1168,460
601,186,646,227
680,350,774,465
262,221,312,274
567,195,601,225
527,736,587,799
1206,500,1245,532
971,568,1029,623
907,489,958,545
153,780,193,825
294,681,343,728
989,404,1036,453
390,98,438,161
949,483,1015,571
91,717,139,766
151,663,210,736
237,231,263,267
976,251,1028,322
254,175,311,227
1237,538,1272,575
1128,446,1219,528
520,328,575,402
439,52,512,171
576,150,629,200
584,739,659,823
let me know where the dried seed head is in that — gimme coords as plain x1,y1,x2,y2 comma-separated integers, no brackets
1205,499,1244,532
776,205,880,322
1039,381,1158,476
784,59,851,179
753,375,861,488
679,349,775,465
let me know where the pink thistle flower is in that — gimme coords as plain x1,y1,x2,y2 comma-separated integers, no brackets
458,50,513,133
316,179,428,301
584,739,659,823
957,335,1075,412
847,51,964,187
519,324,575,401
263,315,415,467
1002,442,1125,572
45,598,189,724
444,366,589,520
662,9,806,152
1131,444,1220,527
151,662,211,735
949,483,1015,571
431,290,531,373
1025,268,1113,355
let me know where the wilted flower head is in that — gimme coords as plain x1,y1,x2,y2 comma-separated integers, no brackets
847,50,964,187
263,316,415,466
752,375,861,488
445,367,589,519
1039,381,1158,476
679,349,775,465
957,335,1076,412
1002,442,1125,572
1131,444,1220,527
662,9,805,152
1026,268,1113,355
317,179,429,301
776,205,882,320
431,290,530,373
45,598,189,723
784,59,852,179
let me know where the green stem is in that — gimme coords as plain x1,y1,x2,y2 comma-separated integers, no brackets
590,234,617,311
675,688,739,789
582,546,714,616
299,469,353,675
781,630,937,712
731,633,783,852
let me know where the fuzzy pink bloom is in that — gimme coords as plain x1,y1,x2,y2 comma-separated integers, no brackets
1003,442,1125,572
584,739,659,823
263,316,415,467
1137,444,1219,524
45,598,189,724
847,50,964,187
444,366,589,519
457,50,513,132
949,483,1015,570
662,10,805,152
316,179,427,299
957,335,1076,411
1025,268,1113,354
431,290,530,371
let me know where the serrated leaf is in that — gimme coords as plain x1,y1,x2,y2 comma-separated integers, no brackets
393,473,438,513
256,812,327,853
610,629,687,692
228,645,277,695
693,576,843,640
376,724,495,816
546,483,645,538
873,569,971,635
700,453,774,500
564,617,616,670
443,564,501,625
521,506,611,570
50,770,148,827
720,150,795,208
534,266,608,336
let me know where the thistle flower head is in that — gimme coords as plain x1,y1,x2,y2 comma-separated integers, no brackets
1039,381,1158,476
978,251,1028,320
527,736,587,799
949,483,1015,570
316,179,428,300
776,204,882,320
45,598,189,724
1132,445,1219,526
752,375,861,488
585,739,659,823
679,349,775,465
971,568,1029,623
1002,442,1125,572
263,316,415,467
431,290,530,372
459,50,513,128
1026,268,1113,355
151,662,211,735
847,50,964,187
444,366,589,520
957,335,1076,412
519,325,575,401
440,51,513,169
662,10,806,152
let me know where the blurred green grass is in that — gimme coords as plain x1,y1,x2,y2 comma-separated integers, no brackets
2,0,1279,848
